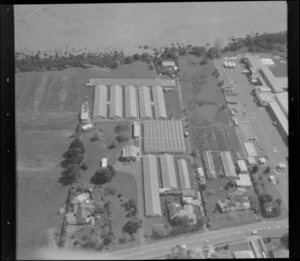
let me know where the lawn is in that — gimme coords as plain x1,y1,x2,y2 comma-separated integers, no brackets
202,178,260,230
164,89,182,119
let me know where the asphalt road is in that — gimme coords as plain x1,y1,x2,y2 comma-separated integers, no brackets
217,61,289,210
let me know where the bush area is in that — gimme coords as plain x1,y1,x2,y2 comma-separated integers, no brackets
222,31,287,53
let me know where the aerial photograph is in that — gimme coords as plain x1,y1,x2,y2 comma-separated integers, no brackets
15,2,288,259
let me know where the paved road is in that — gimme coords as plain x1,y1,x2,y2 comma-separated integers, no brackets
217,60,289,210
105,219,288,259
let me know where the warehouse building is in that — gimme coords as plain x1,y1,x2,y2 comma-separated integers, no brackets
237,160,248,174
219,151,238,178
142,155,162,217
93,85,108,118
152,85,167,119
177,159,191,190
125,85,138,119
138,86,153,119
87,78,176,88
202,151,217,180
268,101,288,144
244,142,258,157
275,92,288,117
109,85,123,118
143,120,186,153
159,154,178,189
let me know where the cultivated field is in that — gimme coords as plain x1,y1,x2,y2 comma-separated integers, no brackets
16,61,155,256
164,89,182,119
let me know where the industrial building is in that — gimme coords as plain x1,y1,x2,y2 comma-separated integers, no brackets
244,142,258,157
219,151,238,178
109,85,123,118
236,174,253,187
93,85,108,118
143,120,186,153
159,154,178,189
125,85,138,119
268,101,288,144
142,155,162,217
202,151,217,180
152,85,167,119
87,78,176,88
177,159,191,190
275,92,288,116
138,86,153,119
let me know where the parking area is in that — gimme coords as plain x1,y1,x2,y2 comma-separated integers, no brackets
217,59,288,210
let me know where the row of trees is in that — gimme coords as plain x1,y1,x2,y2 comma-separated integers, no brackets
222,31,287,53
58,137,88,186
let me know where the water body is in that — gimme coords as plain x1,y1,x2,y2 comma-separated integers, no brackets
15,2,286,54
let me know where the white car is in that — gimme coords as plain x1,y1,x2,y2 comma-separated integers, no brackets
251,230,258,235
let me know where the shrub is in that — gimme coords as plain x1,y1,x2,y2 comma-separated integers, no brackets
118,236,127,244
107,141,117,149
115,135,129,143
90,165,116,185
251,165,259,173
264,166,271,174
80,162,88,171
259,194,273,204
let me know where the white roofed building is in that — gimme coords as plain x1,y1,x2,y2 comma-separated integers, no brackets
125,85,138,119
109,85,123,118
93,85,108,118
160,154,178,189
152,85,167,119
275,92,288,117
177,159,191,190
237,160,248,173
138,86,153,119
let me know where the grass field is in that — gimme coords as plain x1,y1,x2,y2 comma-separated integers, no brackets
164,89,182,119
16,61,154,257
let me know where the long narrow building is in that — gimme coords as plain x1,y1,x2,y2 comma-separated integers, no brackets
109,85,123,118
177,159,191,190
160,154,178,189
152,85,167,119
138,86,153,119
93,84,108,118
202,151,217,180
143,155,161,217
219,151,238,178
125,85,138,119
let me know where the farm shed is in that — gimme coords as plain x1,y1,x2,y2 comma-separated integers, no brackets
177,159,191,190
138,86,153,119
142,155,162,217
125,85,138,119
202,151,217,180
219,151,238,178
236,174,252,187
133,122,141,138
87,78,176,88
162,61,176,67
143,120,186,153
152,85,167,119
109,85,123,118
159,154,178,189
247,156,257,165
268,101,288,140
244,142,258,157
237,160,248,173
197,167,206,184
93,85,108,118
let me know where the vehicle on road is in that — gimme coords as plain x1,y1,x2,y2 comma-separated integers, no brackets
251,230,258,235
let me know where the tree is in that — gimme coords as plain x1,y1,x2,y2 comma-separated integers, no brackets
58,164,81,186
69,137,85,154
122,217,143,237
275,198,282,206
259,193,273,204
251,165,259,174
107,141,117,149
264,166,271,174
124,56,133,64
249,195,260,214
171,215,190,228
115,135,129,143
90,166,116,185
80,162,88,171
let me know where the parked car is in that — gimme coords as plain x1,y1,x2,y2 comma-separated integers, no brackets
251,230,258,235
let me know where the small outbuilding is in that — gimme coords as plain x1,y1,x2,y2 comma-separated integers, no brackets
237,160,248,173
236,174,252,187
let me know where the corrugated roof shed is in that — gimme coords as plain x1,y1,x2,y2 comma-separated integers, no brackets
269,101,288,136
275,92,288,116
220,151,237,178
177,159,191,190
202,151,217,180
152,85,167,119
260,66,288,93
143,155,162,217
125,85,138,118
138,86,153,119
87,78,176,88
143,120,186,153
237,160,248,173
160,154,178,189
109,85,123,118
244,142,258,157
93,85,107,118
